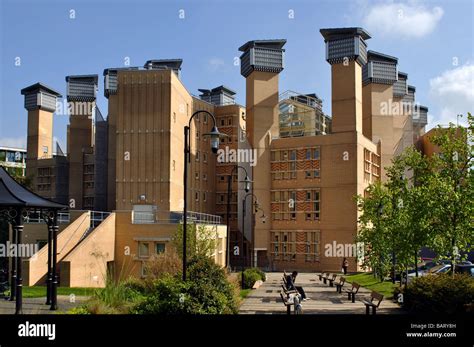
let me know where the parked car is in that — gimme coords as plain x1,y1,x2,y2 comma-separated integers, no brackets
454,264,474,276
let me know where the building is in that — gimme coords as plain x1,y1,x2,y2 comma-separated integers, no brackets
0,146,26,177
17,26,435,286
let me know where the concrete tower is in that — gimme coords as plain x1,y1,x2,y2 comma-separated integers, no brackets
66,75,98,209
320,28,371,134
239,39,286,260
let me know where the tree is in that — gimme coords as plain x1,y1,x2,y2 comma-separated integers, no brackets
172,223,217,261
427,113,474,275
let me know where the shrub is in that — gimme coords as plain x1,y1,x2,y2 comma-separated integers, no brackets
141,250,182,289
67,306,90,315
85,279,145,314
242,268,266,289
398,274,474,313
133,255,239,314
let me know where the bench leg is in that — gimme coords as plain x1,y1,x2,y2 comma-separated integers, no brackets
347,292,351,300
323,278,326,284
366,305,370,315
351,293,355,303
373,307,376,315
329,282,333,287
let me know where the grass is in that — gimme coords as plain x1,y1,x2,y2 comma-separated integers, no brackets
345,272,399,299
240,289,252,299
16,286,94,298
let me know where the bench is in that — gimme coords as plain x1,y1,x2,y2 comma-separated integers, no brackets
322,273,330,284
318,272,326,281
334,276,346,293
281,284,299,297
327,273,337,287
279,292,303,315
343,282,360,303
362,291,384,315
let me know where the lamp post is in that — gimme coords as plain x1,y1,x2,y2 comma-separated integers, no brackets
241,193,266,270
183,110,225,281
226,165,251,269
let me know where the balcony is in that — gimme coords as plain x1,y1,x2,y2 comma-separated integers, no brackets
132,209,223,225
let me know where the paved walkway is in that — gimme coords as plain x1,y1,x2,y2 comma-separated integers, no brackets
0,295,88,314
239,273,403,314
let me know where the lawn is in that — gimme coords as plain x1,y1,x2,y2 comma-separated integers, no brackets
345,273,399,299
5,286,95,298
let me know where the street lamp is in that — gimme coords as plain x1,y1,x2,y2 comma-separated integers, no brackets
241,193,265,270
183,110,226,281
226,165,252,269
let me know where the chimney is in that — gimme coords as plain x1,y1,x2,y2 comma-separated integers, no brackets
361,50,398,138
239,39,286,254
21,83,62,160
143,59,183,79
198,85,236,106
320,27,371,133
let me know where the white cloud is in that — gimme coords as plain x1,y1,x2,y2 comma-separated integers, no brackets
0,137,26,150
429,63,474,127
363,2,443,39
208,58,225,72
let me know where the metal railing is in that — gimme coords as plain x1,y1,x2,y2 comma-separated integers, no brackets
132,210,222,225
24,211,70,224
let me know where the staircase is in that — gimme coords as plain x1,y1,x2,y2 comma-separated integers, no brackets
23,211,112,287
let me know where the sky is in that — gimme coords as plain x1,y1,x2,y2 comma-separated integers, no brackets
1,0,473,151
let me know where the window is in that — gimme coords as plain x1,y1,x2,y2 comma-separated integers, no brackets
195,192,199,201
228,118,233,125
219,194,225,203
306,191,311,200
203,173,207,181
313,148,320,160
173,112,176,123
42,146,48,154
155,243,165,254
314,169,320,178
313,191,320,220
290,150,296,161
203,153,207,163
221,119,225,126
196,131,200,139
139,242,150,258
306,149,311,160
195,172,199,180
203,114,208,124
172,160,176,171
305,171,311,178
219,176,225,181
196,151,200,161
203,192,207,202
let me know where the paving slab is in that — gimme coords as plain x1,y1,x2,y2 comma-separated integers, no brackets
239,272,404,315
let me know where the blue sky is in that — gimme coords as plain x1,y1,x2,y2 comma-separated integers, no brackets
1,0,473,150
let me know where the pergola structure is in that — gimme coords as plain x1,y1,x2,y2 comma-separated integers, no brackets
0,167,66,314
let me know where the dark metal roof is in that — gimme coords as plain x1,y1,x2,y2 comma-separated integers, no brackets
367,50,398,63
319,27,371,41
408,85,416,92
65,75,99,84
103,67,139,75
0,167,66,209
419,105,429,112
144,59,183,70
21,83,62,97
238,39,287,52
199,85,236,96
398,71,408,79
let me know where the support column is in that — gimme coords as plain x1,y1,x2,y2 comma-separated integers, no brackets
14,211,23,314
9,214,17,301
50,212,59,310
45,220,53,305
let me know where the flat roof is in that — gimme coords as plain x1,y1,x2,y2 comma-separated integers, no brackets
367,50,398,63
238,39,286,52
0,146,26,152
320,27,371,41
20,82,62,97
398,71,408,79
199,85,237,96
65,74,99,84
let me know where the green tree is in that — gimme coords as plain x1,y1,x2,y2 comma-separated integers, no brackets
172,223,217,261
428,113,474,274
